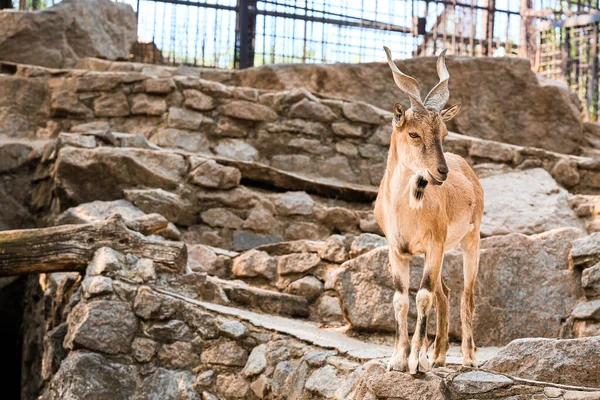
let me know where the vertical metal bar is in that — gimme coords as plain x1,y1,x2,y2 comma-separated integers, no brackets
469,0,475,55
593,23,599,120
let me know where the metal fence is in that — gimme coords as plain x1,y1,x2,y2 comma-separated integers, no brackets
122,0,527,69
8,0,600,119
536,9,600,120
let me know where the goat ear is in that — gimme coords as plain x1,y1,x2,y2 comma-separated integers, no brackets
393,103,406,125
441,103,461,122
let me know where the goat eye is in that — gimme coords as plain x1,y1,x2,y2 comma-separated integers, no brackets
408,132,420,139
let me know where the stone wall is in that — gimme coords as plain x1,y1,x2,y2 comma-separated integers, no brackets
34,245,600,400
2,60,599,196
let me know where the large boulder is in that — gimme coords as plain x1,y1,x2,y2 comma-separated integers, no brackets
485,336,600,387
335,227,584,346
0,0,137,69
235,57,583,154
54,147,186,206
46,351,137,400
480,168,584,237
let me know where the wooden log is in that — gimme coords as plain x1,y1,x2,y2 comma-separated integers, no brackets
0,215,187,277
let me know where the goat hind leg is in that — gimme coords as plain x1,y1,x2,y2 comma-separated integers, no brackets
431,278,450,368
461,230,480,368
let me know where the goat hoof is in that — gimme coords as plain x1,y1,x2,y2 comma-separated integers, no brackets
462,357,478,368
387,354,408,372
408,355,420,375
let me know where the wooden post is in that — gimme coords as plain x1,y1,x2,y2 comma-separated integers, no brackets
0,215,187,277
482,0,496,55
519,0,536,66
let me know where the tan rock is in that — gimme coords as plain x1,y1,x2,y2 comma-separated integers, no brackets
219,100,277,121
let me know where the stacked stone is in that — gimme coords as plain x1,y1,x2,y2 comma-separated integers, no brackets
2,61,600,193
38,246,600,400
567,233,600,337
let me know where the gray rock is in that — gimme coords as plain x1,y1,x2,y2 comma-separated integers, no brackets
157,341,200,369
232,231,284,251
243,204,278,233
365,368,445,400
124,188,196,226
343,101,384,124
571,300,600,320
135,368,199,400
451,371,513,395
188,244,230,277
319,235,350,263
46,352,137,400
314,295,344,323
571,232,600,269
304,350,337,367
583,262,600,297
194,370,214,388
0,0,137,69
349,233,387,258
189,159,241,189
201,208,243,229
81,276,113,298
332,122,363,138
271,361,299,393
250,375,270,399
167,107,206,130
275,191,314,216
57,199,146,226
481,168,584,236
131,337,158,363
65,300,137,354
150,128,209,153
54,147,186,204
200,338,248,367
145,78,175,94
183,89,216,111
134,286,179,320
305,365,346,398
142,319,192,341
58,132,97,149
131,93,167,116
214,139,258,161
215,373,251,399
285,276,324,301
232,249,277,280
485,336,600,387
94,92,130,117
265,118,327,136
320,156,356,182
242,344,268,377
217,318,247,339
214,116,249,138
278,252,321,275
289,99,337,122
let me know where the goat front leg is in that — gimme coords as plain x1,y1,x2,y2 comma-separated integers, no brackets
461,228,480,368
387,249,410,372
408,243,444,374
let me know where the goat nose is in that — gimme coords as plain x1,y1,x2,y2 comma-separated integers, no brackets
437,165,449,175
